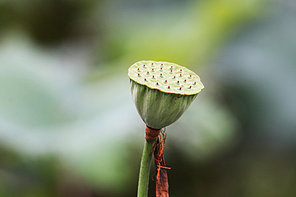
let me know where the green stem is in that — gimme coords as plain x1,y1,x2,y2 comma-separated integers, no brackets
137,138,156,197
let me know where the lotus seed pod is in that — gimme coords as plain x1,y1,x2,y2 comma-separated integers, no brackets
128,60,204,129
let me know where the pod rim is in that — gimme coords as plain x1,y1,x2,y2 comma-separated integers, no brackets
128,60,204,95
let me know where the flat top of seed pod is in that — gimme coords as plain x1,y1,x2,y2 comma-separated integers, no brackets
128,60,204,95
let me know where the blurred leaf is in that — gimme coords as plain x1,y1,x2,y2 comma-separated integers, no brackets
170,95,237,161
101,0,266,66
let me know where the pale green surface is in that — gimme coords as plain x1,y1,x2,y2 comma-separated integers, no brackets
128,60,204,95
137,139,155,197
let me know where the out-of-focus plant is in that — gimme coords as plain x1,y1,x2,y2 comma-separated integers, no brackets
0,36,237,195
0,0,269,196
0,0,100,45
100,0,265,66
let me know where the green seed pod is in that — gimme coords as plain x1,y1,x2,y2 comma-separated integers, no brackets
128,60,204,129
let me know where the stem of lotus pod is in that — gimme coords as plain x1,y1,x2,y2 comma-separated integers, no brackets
137,138,156,197
129,61,204,197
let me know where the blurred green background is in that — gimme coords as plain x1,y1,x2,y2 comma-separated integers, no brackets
0,0,296,196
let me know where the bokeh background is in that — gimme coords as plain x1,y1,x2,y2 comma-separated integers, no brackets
0,0,296,196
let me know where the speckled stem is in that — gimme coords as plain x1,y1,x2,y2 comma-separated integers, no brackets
137,138,156,197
